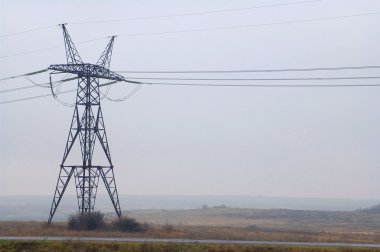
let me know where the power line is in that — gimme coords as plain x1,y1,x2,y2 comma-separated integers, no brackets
69,0,322,25
118,11,380,37
0,80,127,105
125,76,380,81
3,75,380,95
101,83,144,102
0,25,57,38
0,37,107,59
2,67,380,96
0,0,321,38
139,82,380,88
50,75,78,107
3,66,378,84
0,84,37,94
3,80,380,105
0,76,78,94
117,65,380,74
2,11,379,60
0,69,48,81
0,90,75,105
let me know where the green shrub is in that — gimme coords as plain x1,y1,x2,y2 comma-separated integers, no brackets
68,211,105,230
112,217,148,232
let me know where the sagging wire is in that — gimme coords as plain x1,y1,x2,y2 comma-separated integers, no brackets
0,74,73,94
49,73,76,107
99,81,112,100
26,76,55,88
101,82,144,102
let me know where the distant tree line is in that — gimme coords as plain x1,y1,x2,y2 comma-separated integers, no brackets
356,203,380,213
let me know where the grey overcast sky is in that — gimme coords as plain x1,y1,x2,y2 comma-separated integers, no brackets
1,0,380,199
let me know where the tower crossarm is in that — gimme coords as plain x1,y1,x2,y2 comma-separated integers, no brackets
61,24,83,64
96,36,115,69
48,63,125,81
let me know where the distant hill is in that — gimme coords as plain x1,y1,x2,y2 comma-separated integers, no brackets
0,195,379,221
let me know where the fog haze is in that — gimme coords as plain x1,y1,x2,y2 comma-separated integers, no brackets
0,0,380,200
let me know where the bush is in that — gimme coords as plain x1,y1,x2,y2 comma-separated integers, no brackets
68,211,105,230
112,217,148,232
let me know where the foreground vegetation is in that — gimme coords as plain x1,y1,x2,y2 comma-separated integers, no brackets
67,212,147,232
0,221,379,244
0,241,379,252
1,207,380,245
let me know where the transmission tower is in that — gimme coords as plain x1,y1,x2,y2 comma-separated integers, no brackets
47,24,124,223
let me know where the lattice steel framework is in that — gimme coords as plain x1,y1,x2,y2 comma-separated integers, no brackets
47,24,124,223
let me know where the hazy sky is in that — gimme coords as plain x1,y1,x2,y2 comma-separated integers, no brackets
1,0,380,199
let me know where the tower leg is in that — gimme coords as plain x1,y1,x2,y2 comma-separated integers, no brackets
48,166,74,224
100,167,122,219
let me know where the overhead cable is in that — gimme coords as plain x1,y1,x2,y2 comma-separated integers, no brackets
102,83,144,102
0,25,57,38
0,69,48,82
118,11,380,38
137,82,380,88
0,37,107,59
0,76,78,94
0,80,125,105
117,65,380,74
4,79,380,105
0,0,321,38
125,76,380,81
69,0,322,25
2,11,379,60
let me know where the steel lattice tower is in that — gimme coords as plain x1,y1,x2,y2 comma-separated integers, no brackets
47,24,124,223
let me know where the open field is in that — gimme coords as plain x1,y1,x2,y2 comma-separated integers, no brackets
126,207,380,232
1,208,380,244
1,241,380,252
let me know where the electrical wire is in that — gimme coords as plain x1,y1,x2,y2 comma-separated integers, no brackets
25,76,52,88
2,10,379,60
69,0,322,25
0,80,125,105
52,88,76,107
0,80,137,105
0,37,107,59
3,80,380,105
50,74,77,107
3,75,380,95
135,82,380,88
99,81,112,100
0,0,321,38
0,89,76,105
99,81,117,100
0,84,37,94
118,11,380,38
0,76,78,94
124,76,380,81
0,25,57,38
0,69,49,82
102,83,143,102
117,65,380,74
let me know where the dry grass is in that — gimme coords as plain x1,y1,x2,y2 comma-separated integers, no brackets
0,241,379,252
1,208,380,244
0,221,379,244
126,208,380,232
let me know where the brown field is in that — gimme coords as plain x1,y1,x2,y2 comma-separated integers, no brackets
1,208,380,244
